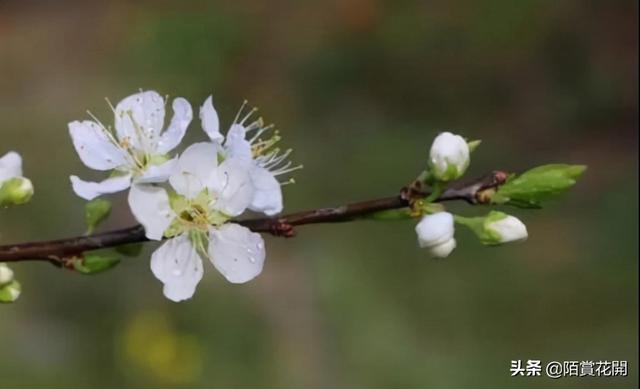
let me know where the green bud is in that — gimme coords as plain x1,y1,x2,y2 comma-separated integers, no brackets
0,280,21,303
492,164,586,208
0,177,34,206
455,211,528,246
85,198,112,234
71,250,121,275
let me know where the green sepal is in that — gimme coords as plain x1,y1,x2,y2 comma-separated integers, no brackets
85,198,112,234
493,164,586,208
0,177,34,206
71,250,121,275
0,280,21,303
454,211,506,245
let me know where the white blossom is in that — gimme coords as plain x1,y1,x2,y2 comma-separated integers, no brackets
485,214,528,244
128,142,265,302
429,132,470,181
415,212,457,258
68,90,193,200
199,96,301,216
0,151,33,205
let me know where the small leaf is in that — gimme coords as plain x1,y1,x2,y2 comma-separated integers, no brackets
72,250,121,275
85,199,112,234
0,280,21,303
467,139,482,153
493,164,586,208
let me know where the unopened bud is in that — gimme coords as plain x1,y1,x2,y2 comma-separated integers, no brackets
0,177,34,206
428,132,470,181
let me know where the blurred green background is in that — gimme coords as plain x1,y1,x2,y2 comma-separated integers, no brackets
0,1,637,388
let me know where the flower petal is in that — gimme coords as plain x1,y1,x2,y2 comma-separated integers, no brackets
415,212,455,248
136,157,178,184
249,167,283,216
114,90,165,152
151,234,204,302
200,95,223,143
70,174,132,201
209,158,254,217
128,184,175,240
169,142,218,199
156,97,193,154
0,151,22,183
224,124,252,162
69,121,128,171
208,223,265,284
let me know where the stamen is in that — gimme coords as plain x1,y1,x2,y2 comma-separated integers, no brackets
233,100,249,124
240,107,259,125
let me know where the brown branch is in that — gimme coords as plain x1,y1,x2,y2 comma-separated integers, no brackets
0,171,507,266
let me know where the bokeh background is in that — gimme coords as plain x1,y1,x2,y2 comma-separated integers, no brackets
0,1,637,388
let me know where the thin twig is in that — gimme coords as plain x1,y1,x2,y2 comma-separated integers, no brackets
0,171,507,265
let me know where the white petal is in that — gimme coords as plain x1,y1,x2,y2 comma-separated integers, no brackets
208,224,265,284
136,157,178,184
224,124,252,162
200,95,223,142
114,90,165,152
429,238,457,258
415,212,455,248
156,97,193,154
169,142,218,199
127,184,175,240
488,215,528,243
69,121,128,171
70,174,132,200
151,234,204,302
249,167,282,216
209,158,254,217
0,151,22,183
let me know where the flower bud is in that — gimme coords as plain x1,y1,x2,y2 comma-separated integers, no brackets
0,263,14,286
415,212,457,258
0,280,21,303
428,132,470,181
0,177,34,206
484,212,528,244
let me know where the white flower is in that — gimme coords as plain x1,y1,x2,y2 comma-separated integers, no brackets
128,142,265,302
0,263,14,285
429,132,470,181
0,151,33,205
199,96,301,216
68,90,193,200
484,213,528,244
415,212,457,258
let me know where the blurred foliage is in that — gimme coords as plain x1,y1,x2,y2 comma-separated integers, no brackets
0,0,637,388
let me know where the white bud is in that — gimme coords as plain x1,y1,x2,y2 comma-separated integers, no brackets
428,132,470,181
0,263,14,285
415,212,456,258
486,214,528,244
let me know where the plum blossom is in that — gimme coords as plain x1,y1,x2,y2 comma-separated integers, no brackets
415,212,457,258
68,90,192,200
128,142,265,302
0,151,33,206
429,132,470,181
199,96,302,216
482,211,528,245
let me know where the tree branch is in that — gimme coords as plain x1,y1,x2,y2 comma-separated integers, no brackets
0,171,507,266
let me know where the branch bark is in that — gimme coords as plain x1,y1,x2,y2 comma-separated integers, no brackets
0,171,507,265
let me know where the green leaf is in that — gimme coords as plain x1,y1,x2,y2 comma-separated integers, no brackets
85,199,112,234
71,250,121,275
0,280,21,303
467,139,482,153
116,243,144,257
493,164,586,208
